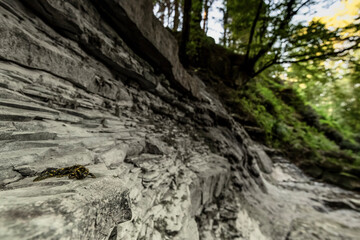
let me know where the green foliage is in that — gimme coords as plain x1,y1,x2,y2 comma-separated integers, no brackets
224,0,360,76
224,74,343,156
217,74,360,190
288,49,360,139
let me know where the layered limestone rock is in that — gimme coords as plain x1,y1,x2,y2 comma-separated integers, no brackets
0,0,240,239
0,0,359,240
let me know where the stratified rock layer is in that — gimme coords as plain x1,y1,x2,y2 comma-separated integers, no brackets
0,0,359,240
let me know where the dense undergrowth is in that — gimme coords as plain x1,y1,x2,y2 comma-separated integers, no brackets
190,39,360,190
220,74,360,189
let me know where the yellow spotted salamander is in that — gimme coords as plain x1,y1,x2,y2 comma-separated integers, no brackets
33,165,96,182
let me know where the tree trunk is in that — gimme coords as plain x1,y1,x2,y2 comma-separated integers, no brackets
244,0,263,65
202,0,209,32
221,1,228,47
180,0,192,67
173,0,180,31
165,0,172,27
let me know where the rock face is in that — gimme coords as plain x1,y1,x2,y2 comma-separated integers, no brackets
0,0,359,240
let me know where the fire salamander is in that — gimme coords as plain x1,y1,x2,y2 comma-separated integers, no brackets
33,165,96,182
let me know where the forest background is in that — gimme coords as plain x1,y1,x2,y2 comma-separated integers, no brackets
152,0,360,190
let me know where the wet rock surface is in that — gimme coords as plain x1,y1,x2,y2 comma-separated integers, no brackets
0,0,359,239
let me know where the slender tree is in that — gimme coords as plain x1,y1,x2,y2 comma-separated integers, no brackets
164,0,172,27
173,0,180,31
202,0,214,33
244,0,263,67
156,0,166,24
179,0,192,67
220,1,228,47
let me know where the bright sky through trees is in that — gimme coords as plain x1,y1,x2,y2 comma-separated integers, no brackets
207,0,360,43
285,0,360,133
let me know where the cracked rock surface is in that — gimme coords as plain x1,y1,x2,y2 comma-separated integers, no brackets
0,0,359,239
